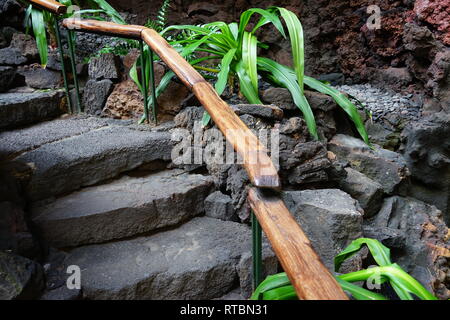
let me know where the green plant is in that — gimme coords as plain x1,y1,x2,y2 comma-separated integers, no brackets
251,238,437,300
144,0,171,33
22,0,125,67
128,0,211,123
159,7,369,144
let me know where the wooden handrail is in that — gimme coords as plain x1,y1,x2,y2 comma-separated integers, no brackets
27,0,348,299
62,19,144,40
247,188,348,300
28,0,66,14
63,18,281,189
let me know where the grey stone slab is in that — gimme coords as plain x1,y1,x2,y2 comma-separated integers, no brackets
328,134,409,194
16,126,174,200
283,189,363,271
0,116,109,158
32,170,214,247
339,167,384,217
65,217,252,300
0,90,64,130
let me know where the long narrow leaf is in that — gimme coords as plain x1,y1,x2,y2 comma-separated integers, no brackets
257,57,318,139
235,61,262,104
31,8,47,67
242,32,258,92
278,7,304,93
89,0,125,24
338,264,437,300
238,8,286,45
250,273,292,300
336,278,387,300
304,76,371,145
215,48,236,95
334,238,392,271
262,285,298,300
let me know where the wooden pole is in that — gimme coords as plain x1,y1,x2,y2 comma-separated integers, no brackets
62,19,144,39
247,188,349,300
193,82,280,189
29,0,66,14
141,28,205,89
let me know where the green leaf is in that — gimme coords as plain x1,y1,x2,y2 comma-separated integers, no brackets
201,111,211,127
235,61,262,104
250,273,292,300
257,57,318,139
242,32,258,92
24,5,32,34
304,76,371,145
215,48,236,95
238,8,286,45
277,7,304,93
338,264,437,300
336,278,387,300
31,8,48,67
334,238,391,272
229,22,239,40
89,0,125,24
262,285,298,300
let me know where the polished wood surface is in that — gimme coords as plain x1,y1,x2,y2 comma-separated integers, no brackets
62,19,144,39
29,0,66,14
141,28,205,89
247,188,349,300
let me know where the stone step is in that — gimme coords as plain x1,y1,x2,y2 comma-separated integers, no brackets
32,170,214,248
0,115,109,159
64,217,255,300
14,124,174,201
0,90,64,130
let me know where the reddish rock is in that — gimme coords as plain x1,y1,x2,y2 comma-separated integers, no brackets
414,0,450,45
102,79,143,119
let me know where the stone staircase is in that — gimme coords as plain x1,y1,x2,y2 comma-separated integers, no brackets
1,114,265,300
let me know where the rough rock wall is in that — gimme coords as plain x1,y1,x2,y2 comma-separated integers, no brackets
110,0,450,112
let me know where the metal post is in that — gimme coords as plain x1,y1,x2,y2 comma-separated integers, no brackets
149,49,158,124
53,17,72,113
139,41,149,123
66,29,81,112
252,212,263,290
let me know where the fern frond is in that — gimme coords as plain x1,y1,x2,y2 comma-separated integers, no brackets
145,0,171,32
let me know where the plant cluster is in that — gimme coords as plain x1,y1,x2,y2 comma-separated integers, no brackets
24,0,370,145
151,7,369,143
21,0,126,67
251,238,437,300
